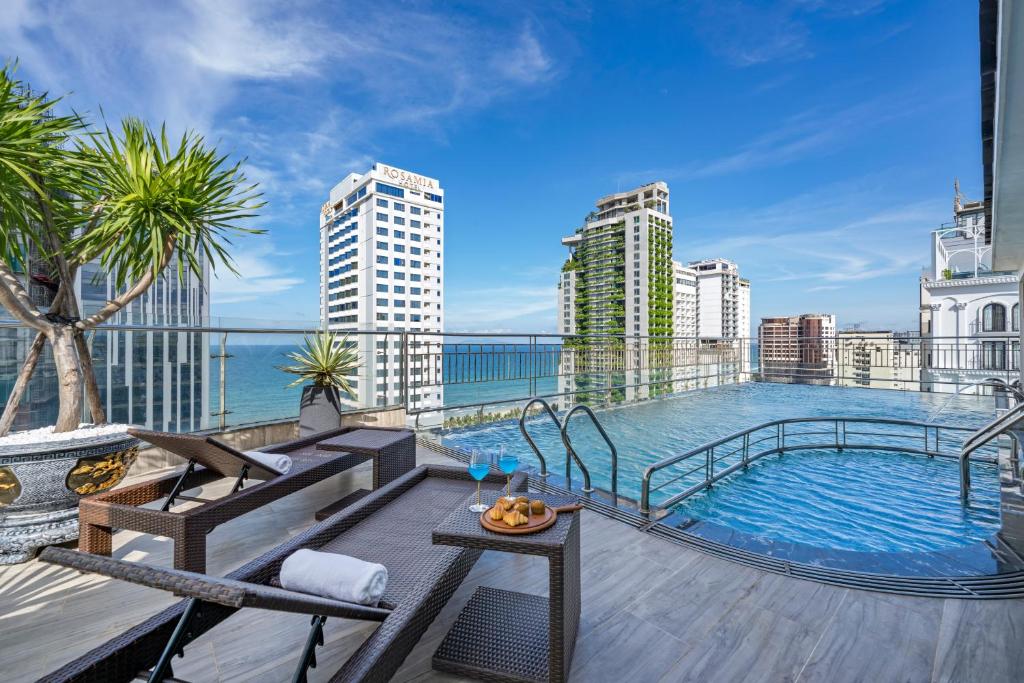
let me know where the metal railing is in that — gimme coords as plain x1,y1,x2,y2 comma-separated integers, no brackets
959,401,1024,500
2,319,1021,436
639,416,987,517
517,398,559,478
560,404,617,498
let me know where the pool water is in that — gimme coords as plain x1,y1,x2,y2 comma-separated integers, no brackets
439,383,1002,553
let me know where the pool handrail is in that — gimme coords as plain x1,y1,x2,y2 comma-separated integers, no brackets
517,397,560,477
560,404,615,498
639,415,984,517
959,401,1024,500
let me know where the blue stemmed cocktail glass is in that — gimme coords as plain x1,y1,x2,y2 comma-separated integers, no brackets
468,450,490,512
497,447,518,504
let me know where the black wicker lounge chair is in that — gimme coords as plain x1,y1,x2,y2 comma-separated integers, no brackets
79,427,415,572
42,464,527,683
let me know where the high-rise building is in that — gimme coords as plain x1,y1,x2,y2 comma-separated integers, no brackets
689,258,750,340
560,181,673,339
672,261,698,338
919,184,1018,392
758,313,836,385
836,331,918,389
0,249,210,432
558,181,673,401
319,163,444,411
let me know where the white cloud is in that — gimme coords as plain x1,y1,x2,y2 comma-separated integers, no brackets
446,286,557,331
687,0,890,68
211,242,303,304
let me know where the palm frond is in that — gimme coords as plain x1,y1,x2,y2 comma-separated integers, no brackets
0,62,89,269
69,118,266,286
277,331,360,397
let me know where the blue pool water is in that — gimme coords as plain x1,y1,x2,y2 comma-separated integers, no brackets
439,383,1002,553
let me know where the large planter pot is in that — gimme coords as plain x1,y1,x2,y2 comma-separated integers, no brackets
299,385,343,437
0,428,139,564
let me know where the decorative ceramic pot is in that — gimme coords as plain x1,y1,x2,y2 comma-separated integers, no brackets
299,385,343,437
0,429,139,564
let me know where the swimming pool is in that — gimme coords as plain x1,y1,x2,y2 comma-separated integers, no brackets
438,383,1002,554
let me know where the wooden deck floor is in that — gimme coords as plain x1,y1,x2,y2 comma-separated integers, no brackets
1,445,1022,683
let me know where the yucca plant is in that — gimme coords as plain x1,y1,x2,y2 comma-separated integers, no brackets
278,331,359,397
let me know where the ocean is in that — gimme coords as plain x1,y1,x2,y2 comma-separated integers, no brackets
216,344,560,426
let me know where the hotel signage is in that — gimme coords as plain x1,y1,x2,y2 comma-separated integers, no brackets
377,164,439,192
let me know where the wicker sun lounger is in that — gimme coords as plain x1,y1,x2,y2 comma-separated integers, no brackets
79,427,415,573
42,464,527,683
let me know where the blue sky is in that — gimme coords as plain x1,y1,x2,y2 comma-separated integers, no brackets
2,0,983,333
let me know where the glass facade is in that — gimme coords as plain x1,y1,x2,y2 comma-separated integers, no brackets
0,252,210,432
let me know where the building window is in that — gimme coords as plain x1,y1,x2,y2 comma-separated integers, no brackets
425,192,442,203
376,212,388,222
376,269,388,278
983,303,1007,332
394,244,405,253
376,241,388,250
411,206,421,215
376,198,388,208
376,255,388,264
394,285,406,294
394,258,405,266
376,182,404,198
376,297,387,306
394,271,406,280
410,220,421,228
983,341,1007,370
394,216,405,226
394,202,405,212
1014,303,1020,332
394,230,405,239
411,233,421,241
376,227,388,236
376,284,388,292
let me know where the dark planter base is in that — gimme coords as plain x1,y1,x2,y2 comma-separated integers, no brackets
299,386,344,437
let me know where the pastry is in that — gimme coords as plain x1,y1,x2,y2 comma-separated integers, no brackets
515,496,529,505
530,499,545,515
515,502,529,516
502,510,528,527
488,505,505,522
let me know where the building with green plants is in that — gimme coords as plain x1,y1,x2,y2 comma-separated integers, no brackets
558,182,675,402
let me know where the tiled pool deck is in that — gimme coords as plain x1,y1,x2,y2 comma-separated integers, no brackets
1,444,1022,682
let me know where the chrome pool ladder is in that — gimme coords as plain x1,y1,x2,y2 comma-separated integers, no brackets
518,398,619,499
960,400,1024,500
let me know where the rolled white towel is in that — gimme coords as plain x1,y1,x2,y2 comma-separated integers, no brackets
243,450,292,475
280,549,388,605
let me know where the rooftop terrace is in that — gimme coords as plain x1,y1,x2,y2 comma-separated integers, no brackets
3,441,1022,683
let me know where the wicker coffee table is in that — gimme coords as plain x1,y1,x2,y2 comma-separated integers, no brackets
431,492,581,683
314,428,416,520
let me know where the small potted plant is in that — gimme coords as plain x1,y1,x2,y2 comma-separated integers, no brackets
279,331,359,436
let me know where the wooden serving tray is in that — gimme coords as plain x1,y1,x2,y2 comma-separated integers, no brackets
479,506,556,535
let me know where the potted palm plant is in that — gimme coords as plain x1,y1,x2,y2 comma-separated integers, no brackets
278,331,360,436
0,64,263,562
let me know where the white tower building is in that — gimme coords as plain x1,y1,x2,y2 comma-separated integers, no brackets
672,260,698,338
320,163,444,411
689,258,750,340
919,185,1018,392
